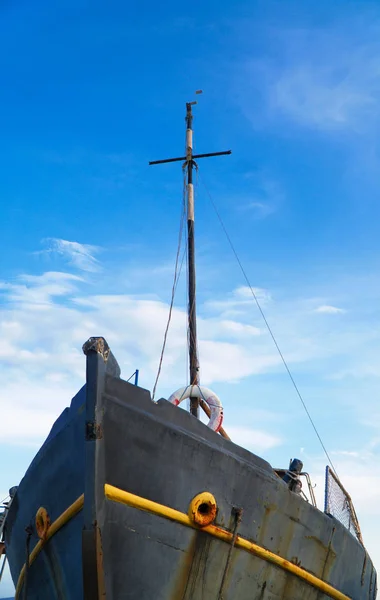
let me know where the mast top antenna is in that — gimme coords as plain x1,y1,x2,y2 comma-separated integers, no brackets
188,90,203,108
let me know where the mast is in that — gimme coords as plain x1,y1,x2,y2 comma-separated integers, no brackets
149,97,231,419
185,102,200,416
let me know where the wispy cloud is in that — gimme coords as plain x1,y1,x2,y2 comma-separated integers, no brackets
307,440,380,530
270,59,379,131
206,285,272,317
0,267,329,444
314,305,346,314
328,362,380,380
227,426,281,452
41,238,102,272
1,249,380,458
0,271,82,305
0,272,275,444
288,442,380,573
244,201,275,218
238,174,283,217
237,19,380,133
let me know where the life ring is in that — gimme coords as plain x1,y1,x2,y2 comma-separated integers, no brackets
168,385,223,432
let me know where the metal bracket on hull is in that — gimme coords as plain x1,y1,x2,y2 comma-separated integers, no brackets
86,421,103,441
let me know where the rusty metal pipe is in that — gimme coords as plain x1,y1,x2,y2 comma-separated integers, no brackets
105,483,352,600
15,495,84,599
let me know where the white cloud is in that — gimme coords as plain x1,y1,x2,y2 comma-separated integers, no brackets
284,433,380,572
205,285,271,317
235,286,270,300
0,264,339,446
0,271,82,305
227,426,282,452
238,22,380,132
219,320,260,337
1,404,62,446
308,444,380,562
271,61,378,130
0,258,379,459
328,362,380,380
199,340,280,384
41,238,101,272
245,201,275,218
236,174,283,218
201,318,261,340
314,305,346,314
0,274,280,444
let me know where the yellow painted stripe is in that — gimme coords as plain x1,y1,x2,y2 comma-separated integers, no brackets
105,483,352,600
15,494,84,599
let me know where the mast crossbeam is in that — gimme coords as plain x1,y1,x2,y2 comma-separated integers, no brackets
149,150,231,166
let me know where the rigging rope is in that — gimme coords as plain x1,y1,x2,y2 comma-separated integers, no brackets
198,173,338,477
152,172,187,401
185,215,190,387
22,526,33,600
0,553,7,583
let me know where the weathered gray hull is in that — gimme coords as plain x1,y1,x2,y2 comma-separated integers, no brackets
92,352,377,599
4,340,377,599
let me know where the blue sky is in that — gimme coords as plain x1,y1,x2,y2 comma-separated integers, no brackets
2,0,380,595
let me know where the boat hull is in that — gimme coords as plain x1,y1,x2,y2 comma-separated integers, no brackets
4,340,377,599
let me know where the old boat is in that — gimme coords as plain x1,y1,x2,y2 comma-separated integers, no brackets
0,100,377,600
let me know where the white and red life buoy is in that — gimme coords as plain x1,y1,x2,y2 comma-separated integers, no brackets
168,385,223,432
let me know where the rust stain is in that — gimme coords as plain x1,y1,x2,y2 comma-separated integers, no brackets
277,518,295,558
35,507,51,541
289,515,300,524
182,531,212,600
188,493,217,528
42,541,67,600
281,572,309,600
258,580,267,599
320,527,337,582
256,562,273,598
96,526,106,599
305,535,329,553
217,507,243,599
361,552,367,586
257,504,273,546
291,557,302,567
369,565,374,597
171,530,213,600
216,545,240,595
171,533,197,599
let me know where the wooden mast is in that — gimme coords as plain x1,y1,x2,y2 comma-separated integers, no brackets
185,101,200,417
149,96,231,418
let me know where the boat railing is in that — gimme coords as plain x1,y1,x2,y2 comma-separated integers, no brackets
324,466,363,545
0,486,18,583
274,467,317,507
